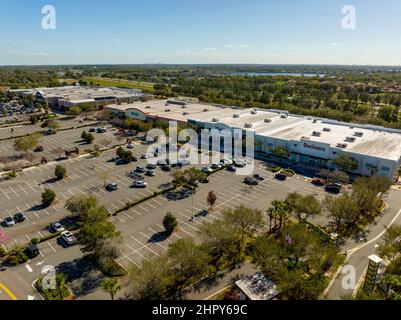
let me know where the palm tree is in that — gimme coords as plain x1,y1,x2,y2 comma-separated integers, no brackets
55,273,67,300
101,278,121,300
269,200,290,230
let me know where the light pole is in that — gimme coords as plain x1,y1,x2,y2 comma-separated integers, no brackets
191,186,195,221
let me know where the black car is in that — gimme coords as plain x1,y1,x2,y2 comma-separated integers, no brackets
89,128,96,133
24,243,40,259
13,212,26,223
227,165,236,172
146,163,157,170
200,177,209,183
135,166,145,173
325,183,342,194
274,173,288,181
244,177,259,185
253,174,265,181
105,182,118,191
145,170,155,177
161,165,171,172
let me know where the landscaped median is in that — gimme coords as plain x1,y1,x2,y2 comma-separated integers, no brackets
34,275,74,300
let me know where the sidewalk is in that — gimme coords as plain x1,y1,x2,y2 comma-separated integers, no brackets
184,262,256,300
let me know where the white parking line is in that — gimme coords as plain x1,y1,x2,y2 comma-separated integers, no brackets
131,235,161,256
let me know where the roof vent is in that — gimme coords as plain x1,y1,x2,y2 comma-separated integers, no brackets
313,119,318,123
203,108,209,112
301,136,310,140
233,114,240,118
354,132,363,137
145,106,151,109
280,114,288,119
182,112,189,115
336,143,348,149
165,108,170,112
264,118,272,123
345,136,356,142
251,110,257,115
312,131,321,137
323,127,331,132
244,123,253,128
212,118,219,122
307,116,313,120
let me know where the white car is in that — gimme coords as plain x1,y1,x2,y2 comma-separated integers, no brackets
235,160,246,168
127,144,134,149
221,157,233,165
50,222,65,233
3,216,15,227
60,231,77,247
202,166,213,173
178,159,191,165
133,180,148,188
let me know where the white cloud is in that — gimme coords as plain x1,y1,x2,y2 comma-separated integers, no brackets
112,38,121,42
203,47,217,51
238,44,251,48
330,42,342,46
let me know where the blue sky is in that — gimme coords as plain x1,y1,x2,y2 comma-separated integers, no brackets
1,0,401,65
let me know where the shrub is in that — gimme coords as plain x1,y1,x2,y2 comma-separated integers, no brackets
42,188,56,207
163,212,177,235
7,171,17,178
31,238,40,245
55,164,67,180
0,246,7,257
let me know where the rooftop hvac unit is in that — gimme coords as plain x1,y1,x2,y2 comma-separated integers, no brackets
301,136,310,140
182,105,187,108
212,118,219,122
244,123,253,128
336,143,348,149
165,108,170,112
323,127,331,132
312,131,321,137
307,116,313,120
264,118,272,123
313,119,318,123
145,106,151,109
203,108,209,112
233,114,240,118
182,112,189,115
350,126,354,129
251,110,257,114
354,132,363,137
280,114,288,119
345,136,356,142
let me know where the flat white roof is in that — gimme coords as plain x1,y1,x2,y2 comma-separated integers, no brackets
106,99,401,161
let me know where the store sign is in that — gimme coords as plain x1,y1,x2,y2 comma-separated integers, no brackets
303,143,326,152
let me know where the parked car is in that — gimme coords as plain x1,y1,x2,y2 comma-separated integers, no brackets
220,158,233,165
325,183,342,194
135,166,145,173
13,212,26,223
60,231,78,247
49,222,65,233
227,165,236,172
171,162,183,169
244,177,259,185
188,181,199,188
200,176,209,183
202,166,213,173
133,180,147,188
274,172,288,181
24,243,40,259
211,163,222,169
157,159,167,166
105,182,118,191
3,216,15,227
161,165,171,172
312,178,326,186
34,145,44,152
178,159,191,166
141,153,148,159
145,170,155,177
89,128,96,133
96,127,107,133
253,174,265,181
146,163,157,170
127,144,134,149
235,160,246,168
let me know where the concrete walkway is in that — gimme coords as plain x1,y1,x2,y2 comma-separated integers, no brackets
184,262,256,300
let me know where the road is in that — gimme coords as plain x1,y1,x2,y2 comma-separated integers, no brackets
324,188,401,299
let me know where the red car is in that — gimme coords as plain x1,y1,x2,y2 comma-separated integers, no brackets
312,178,326,186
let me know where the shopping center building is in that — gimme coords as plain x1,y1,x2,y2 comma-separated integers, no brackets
105,98,401,179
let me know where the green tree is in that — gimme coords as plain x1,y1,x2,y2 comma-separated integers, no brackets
163,212,177,235
55,164,67,180
286,192,322,221
129,255,174,300
376,225,401,264
55,273,67,301
268,200,291,230
333,154,359,172
81,131,94,144
14,133,41,154
167,238,211,290
41,188,56,207
325,192,359,231
69,106,82,116
101,278,121,300
116,146,134,163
